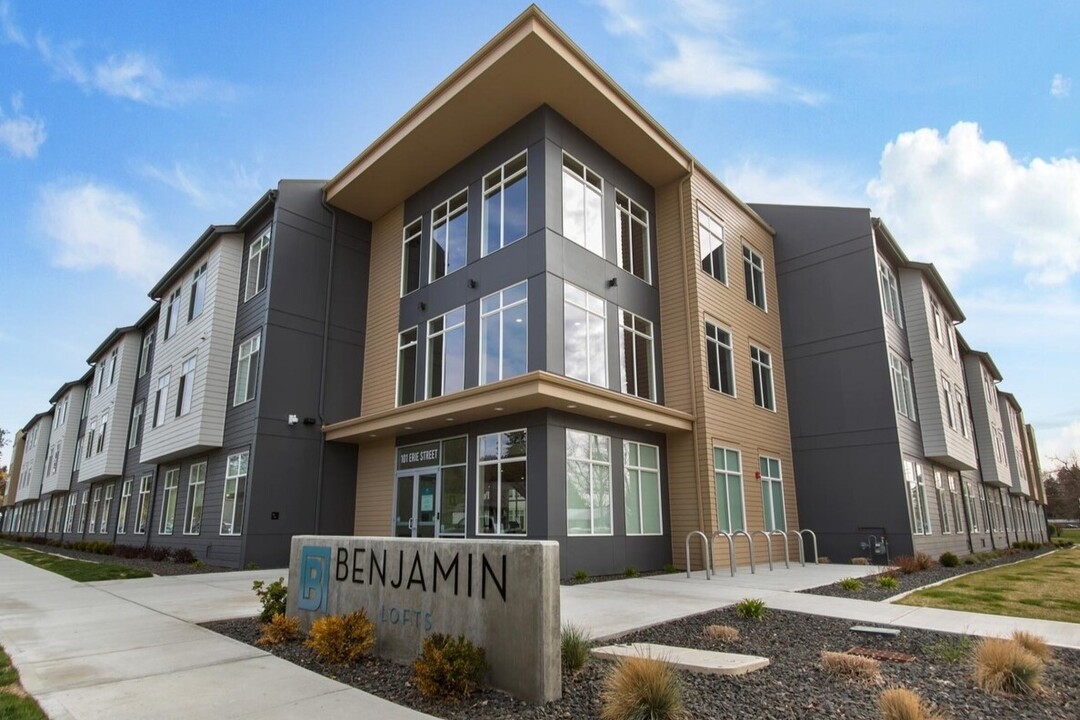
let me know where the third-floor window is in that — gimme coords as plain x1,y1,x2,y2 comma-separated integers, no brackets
562,153,603,257
188,263,207,320
616,191,649,282
164,288,181,339
246,230,271,301
431,190,468,281
482,152,527,256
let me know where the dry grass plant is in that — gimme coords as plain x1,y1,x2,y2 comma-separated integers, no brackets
1010,630,1052,662
703,624,740,643
878,687,949,720
600,654,686,720
411,633,487,702
971,637,1043,694
257,614,302,646
305,610,376,664
820,650,882,683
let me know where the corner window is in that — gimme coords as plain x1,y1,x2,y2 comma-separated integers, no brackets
477,430,526,535
625,441,662,535
400,218,422,296
188,263,207,321
561,153,603,257
430,190,468,281
164,288,181,340
135,474,152,534
619,309,655,401
743,245,766,310
426,308,466,399
221,451,249,536
564,283,607,388
889,352,916,420
705,321,734,396
233,334,261,406
159,468,180,535
566,430,612,536
616,191,649,282
397,328,418,406
760,457,785,532
482,151,527,256
246,230,271,301
480,281,528,385
750,344,775,411
714,447,744,533
184,462,207,535
877,259,903,327
153,374,171,427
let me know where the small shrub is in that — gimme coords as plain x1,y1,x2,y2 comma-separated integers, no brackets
924,636,973,663
192,560,204,568
839,577,863,592
939,552,959,568
972,637,1043,694
412,633,487,701
624,565,639,578
851,557,870,566
820,650,882,683
735,598,766,621
572,570,589,582
962,556,976,565
703,624,740,643
878,687,947,720
172,547,197,564
1011,630,1051,662
600,654,683,720
817,556,831,564
252,577,288,622
147,546,171,562
663,563,678,574
257,614,302,646
561,624,591,674
894,555,920,574
877,575,900,590
306,610,376,664
914,552,933,570
245,561,260,570
1054,539,1075,548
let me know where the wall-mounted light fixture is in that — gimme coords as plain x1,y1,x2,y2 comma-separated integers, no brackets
468,279,477,289
608,277,618,288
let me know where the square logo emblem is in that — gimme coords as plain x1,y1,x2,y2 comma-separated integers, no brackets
298,545,332,613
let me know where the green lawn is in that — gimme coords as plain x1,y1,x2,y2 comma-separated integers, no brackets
0,542,151,581
1058,527,1080,543
0,646,47,720
897,548,1080,623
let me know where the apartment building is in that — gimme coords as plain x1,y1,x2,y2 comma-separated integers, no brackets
0,429,24,528
754,203,1047,562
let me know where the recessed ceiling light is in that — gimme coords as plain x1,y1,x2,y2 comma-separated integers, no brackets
369,433,377,437
644,423,653,427
608,414,617,419
445,417,454,421
404,426,413,430
567,404,577,409
493,407,503,411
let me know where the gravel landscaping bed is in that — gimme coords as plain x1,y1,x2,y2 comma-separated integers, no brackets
801,548,1051,601
205,604,1079,720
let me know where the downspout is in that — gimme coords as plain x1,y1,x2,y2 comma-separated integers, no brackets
677,168,706,553
314,192,338,533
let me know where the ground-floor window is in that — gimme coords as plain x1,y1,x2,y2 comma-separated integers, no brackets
760,456,785,532
184,462,206,535
100,484,114,534
566,430,612,536
934,471,951,533
117,479,132,534
64,493,77,532
88,487,101,534
135,474,152,534
78,490,89,533
160,468,180,535
714,447,744,533
625,441,662,535
478,430,526,535
905,460,931,535
965,479,980,532
50,495,65,533
948,473,964,534
221,452,249,536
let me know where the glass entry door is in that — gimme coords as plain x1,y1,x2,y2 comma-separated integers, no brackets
394,472,438,538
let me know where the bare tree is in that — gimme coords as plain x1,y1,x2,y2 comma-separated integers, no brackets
1045,455,1080,520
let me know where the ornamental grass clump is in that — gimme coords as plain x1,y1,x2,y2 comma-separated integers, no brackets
877,574,900,590
972,637,1043,694
734,597,766,621
305,610,376,664
820,651,882,683
412,633,487,702
257,614,302,646
1010,630,1052,662
839,577,864,592
600,654,685,720
894,555,921,574
703,624,740,643
878,687,948,720
561,624,592,674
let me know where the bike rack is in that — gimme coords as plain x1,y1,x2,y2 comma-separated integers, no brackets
684,530,713,580
712,531,737,576
733,529,755,574
796,528,818,563
769,529,792,568
752,530,775,571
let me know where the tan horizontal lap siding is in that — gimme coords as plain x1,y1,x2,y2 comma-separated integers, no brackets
361,205,405,417
354,438,395,536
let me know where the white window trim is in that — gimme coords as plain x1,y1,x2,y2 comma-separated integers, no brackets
565,429,613,537
713,446,746,534
615,189,651,283
476,429,528,537
704,318,736,398
618,308,655,401
481,150,528,257
220,451,249,536
429,188,469,281
159,468,180,535
743,245,768,312
183,461,207,536
624,440,663,536
479,281,529,386
400,218,423,297
245,229,272,301
698,205,727,285
561,151,605,258
396,327,418,407
760,456,786,532
564,282,608,388
233,333,261,406
749,342,776,412
425,307,466,400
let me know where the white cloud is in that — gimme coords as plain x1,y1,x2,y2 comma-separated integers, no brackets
0,0,26,47
1039,420,1080,468
0,95,45,158
646,35,778,98
721,158,865,207
867,122,1080,285
1051,73,1071,99
596,0,647,37
137,159,263,211
35,181,172,282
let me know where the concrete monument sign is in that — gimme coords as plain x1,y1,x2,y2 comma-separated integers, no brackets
287,536,561,702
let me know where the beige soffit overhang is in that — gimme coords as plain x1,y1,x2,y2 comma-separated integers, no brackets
323,5,772,233
324,370,694,443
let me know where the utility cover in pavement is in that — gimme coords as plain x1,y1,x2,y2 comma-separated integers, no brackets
591,643,769,676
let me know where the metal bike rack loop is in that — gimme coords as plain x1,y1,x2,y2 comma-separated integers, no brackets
769,530,792,568
712,531,736,576
752,530,775,571
684,530,713,580
797,529,818,563
732,530,755,574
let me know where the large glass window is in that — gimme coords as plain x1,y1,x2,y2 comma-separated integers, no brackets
616,191,649,282
714,447,744,533
562,153,603,257
78,490,89,533
96,411,109,454
430,190,468,281
184,462,206,535
176,354,196,416
566,430,612,536
878,258,903,326
246,229,271,300
221,452,248,535
564,283,606,387
100,484,114,534
954,384,968,437
760,457,786,531
234,333,260,405
159,468,180,535
401,218,422,295
427,308,466,399
705,321,735,396
64,493,77,533
480,281,528,385
625,441,662,535
743,246,766,310
968,479,982,533
117,479,132,534
153,374,170,427
750,344,775,411
477,430,526,535
397,327,418,406
439,438,467,537
619,309,655,400
935,470,951,533
88,486,101,534
135,474,152,534
164,289,181,339
188,263,207,320
483,152,527,256
905,460,931,535
128,402,144,448
139,330,154,377
890,352,917,420
943,375,955,428
949,473,965,534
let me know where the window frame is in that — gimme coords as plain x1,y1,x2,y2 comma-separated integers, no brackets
245,228,271,301
889,351,917,421
233,333,261,406
400,218,422,296
430,189,469,281
159,467,180,535
565,429,613,537
479,281,529,385
698,206,726,284
877,258,903,327
713,446,745,533
153,373,171,427
128,402,144,449
88,486,101,534
742,245,767,311
116,479,132,534
134,474,153,534
99,483,114,535
426,307,466,400
220,451,249,536
760,456,786,532
396,327,419,406
164,288,181,340
624,440,663,536
476,430,527,536
184,461,207,535
481,150,528,257
188,262,207,321
563,282,608,388
615,190,650,283
705,320,736,397
561,152,604,257
619,308,655,401
138,329,154,377
176,354,197,416
750,343,776,411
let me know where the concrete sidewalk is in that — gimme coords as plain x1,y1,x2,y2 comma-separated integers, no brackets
0,555,436,720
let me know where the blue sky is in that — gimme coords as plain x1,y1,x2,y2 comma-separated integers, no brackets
1,0,1078,469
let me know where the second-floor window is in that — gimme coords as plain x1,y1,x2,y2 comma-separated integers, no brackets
401,219,422,296
480,281,528,385
176,355,196,416
878,259,903,327
164,289,181,340
234,334,261,405
743,246,766,310
564,283,606,388
616,191,649,282
128,402,143,448
96,411,108,454
153,374,170,427
750,344,775,411
562,153,603,257
620,309,655,401
482,151,527,256
427,307,466,399
431,190,468,281
397,328,418,406
188,263,207,320
890,352,916,420
246,229,271,300
705,321,735,396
